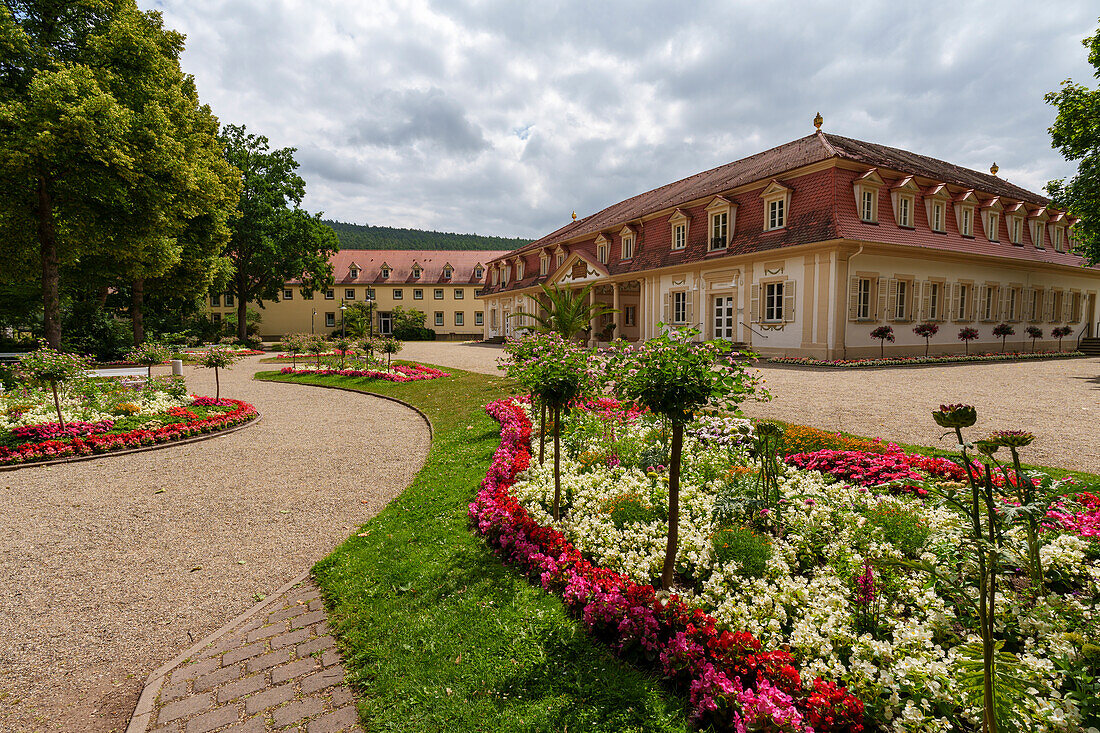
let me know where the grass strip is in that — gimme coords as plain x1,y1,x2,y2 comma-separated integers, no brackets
255,366,691,733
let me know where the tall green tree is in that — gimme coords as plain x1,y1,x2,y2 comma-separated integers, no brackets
0,1,239,347
220,124,338,342
1046,17,1100,264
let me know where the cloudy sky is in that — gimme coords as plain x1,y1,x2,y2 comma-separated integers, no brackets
153,0,1098,239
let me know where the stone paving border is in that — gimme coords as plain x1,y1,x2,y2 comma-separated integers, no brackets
128,571,362,733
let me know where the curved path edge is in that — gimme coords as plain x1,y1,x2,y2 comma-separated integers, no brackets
257,375,434,438
0,411,262,473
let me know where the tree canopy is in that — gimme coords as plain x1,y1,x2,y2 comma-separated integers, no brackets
324,220,528,251
0,0,239,347
220,124,338,342
1045,17,1100,264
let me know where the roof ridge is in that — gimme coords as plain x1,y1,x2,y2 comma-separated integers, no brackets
815,129,839,157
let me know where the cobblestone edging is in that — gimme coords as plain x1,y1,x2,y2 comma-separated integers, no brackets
127,572,362,733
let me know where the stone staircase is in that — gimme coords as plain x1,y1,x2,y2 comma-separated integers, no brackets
1080,337,1100,357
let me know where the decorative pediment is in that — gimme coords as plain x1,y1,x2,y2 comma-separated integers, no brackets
889,176,920,192
1028,207,1050,222
923,182,951,199
953,189,978,205
348,261,361,270
1004,201,1027,216
1048,210,1066,224
668,208,691,224
979,197,1003,211
593,233,610,245
854,168,885,186
618,225,636,238
760,180,791,199
705,195,734,212
549,250,609,286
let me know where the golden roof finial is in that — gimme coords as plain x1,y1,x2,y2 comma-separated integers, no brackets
990,162,999,176
813,112,823,130
571,210,577,222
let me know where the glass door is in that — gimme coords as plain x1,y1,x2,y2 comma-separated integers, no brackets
713,295,734,340
379,312,392,335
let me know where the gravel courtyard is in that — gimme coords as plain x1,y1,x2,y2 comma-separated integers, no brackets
401,341,1100,474
0,357,430,732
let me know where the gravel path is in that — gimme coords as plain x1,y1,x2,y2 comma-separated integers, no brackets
0,357,430,732
402,342,1100,474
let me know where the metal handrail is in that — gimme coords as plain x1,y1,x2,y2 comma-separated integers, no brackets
741,321,768,339
1078,321,1094,350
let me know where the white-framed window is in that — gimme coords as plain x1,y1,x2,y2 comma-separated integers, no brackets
856,277,872,320
540,255,549,275
1028,289,1041,322
434,288,444,300
366,288,374,299
894,280,908,321
516,261,525,279
928,282,941,321
1007,287,1019,322
412,266,421,279
393,288,403,299
345,288,355,300
434,311,444,326
764,282,785,321
474,266,483,280
625,305,636,326
325,312,335,327
1053,226,1064,252
710,211,728,250
956,284,970,321
767,198,785,230
860,189,877,223
443,266,453,279
672,291,687,324
502,265,509,285
324,289,335,300
454,311,464,326
1010,217,1022,245
454,288,464,299
985,211,999,242
381,267,390,279
960,207,973,237
1032,221,1045,248
621,235,635,260
597,242,608,263
350,267,359,279
281,289,292,301
555,251,566,269
897,196,912,227
492,268,499,285
475,311,484,326
672,223,686,250
414,288,424,300
931,201,945,233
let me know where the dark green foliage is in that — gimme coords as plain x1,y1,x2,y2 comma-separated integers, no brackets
860,502,931,558
62,302,131,361
324,220,529,251
392,325,436,341
712,524,773,578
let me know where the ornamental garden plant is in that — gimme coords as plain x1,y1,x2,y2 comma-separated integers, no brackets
992,323,1014,352
1052,325,1073,350
870,325,894,358
958,326,980,354
913,321,939,357
1027,326,1044,351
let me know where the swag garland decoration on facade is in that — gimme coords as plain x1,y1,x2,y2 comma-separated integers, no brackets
469,396,865,731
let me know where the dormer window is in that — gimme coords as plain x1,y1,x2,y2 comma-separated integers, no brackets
381,265,391,279
1005,204,1025,245
953,190,978,237
1010,216,1022,244
443,266,453,279
540,252,550,275
932,202,945,232
491,267,499,285
515,259,525,279
475,266,484,279
853,169,883,223
620,229,635,260
350,267,359,279
760,180,791,231
705,196,735,251
890,176,918,228
555,249,566,269
1053,226,1064,252
595,234,609,263
412,266,422,279
981,199,1002,242
924,183,950,233
502,264,509,285
669,209,689,250
1031,219,1046,248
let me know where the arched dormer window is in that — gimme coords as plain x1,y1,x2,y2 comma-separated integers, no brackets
760,180,791,231
380,263,391,279
705,196,735,250
443,265,453,279
474,265,484,280
412,265,422,279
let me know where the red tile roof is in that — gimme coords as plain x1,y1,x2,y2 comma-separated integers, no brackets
291,250,508,286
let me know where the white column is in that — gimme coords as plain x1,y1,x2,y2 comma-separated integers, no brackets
588,286,598,346
612,282,621,339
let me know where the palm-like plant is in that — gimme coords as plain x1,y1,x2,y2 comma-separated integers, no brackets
512,283,617,340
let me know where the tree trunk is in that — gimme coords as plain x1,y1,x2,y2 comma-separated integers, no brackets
237,292,247,343
38,176,61,349
925,338,929,357
880,339,884,358
553,403,561,522
661,421,684,590
132,278,145,346
539,399,547,465
51,381,64,428
214,366,220,401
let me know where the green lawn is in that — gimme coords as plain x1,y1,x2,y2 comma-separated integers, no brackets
255,366,692,733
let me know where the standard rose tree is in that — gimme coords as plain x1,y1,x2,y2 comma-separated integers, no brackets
196,346,240,401
870,325,895,358
913,322,939,357
127,342,171,380
1052,325,1073,351
17,345,90,427
992,323,1014,353
1026,326,1043,351
958,326,979,354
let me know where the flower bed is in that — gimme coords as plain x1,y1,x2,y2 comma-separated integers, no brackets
475,397,1099,731
179,347,265,357
278,363,450,382
0,397,256,466
470,397,865,731
767,350,1084,368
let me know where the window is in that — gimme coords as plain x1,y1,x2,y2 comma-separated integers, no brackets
366,287,375,299
516,261,525,279
412,266,421,279
897,196,912,227
765,282,785,321
393,288,403,299
540,255,549,275
1032,221,1045,248
672,223,686,250
220,293,232,307
324,289,335,300
672,291,687,323
454,312,464,326
474,289,484,297
434,288,444,300
981,285,996,321
860,189,877,222
960,207,973,237
414,288,424,300
710,211,728,250
928,282,941,321
303,291,314,300
1010,217,1022,245
475,311,484,326
1071,291,1082,322
210,294,221,307
767,199,785,230
345,288,355,300
1053,227,1064,252
621,235,635,260
325,312,335,327
931,202,945,232
443,266,452,279
211,313,221,325
555,251,565,269
853,277,872,320
895,280,908,321
454,288,464,299
502,265,509,284
379,312,392,335
1029,289,1042,322
956,284,969,321
597,242,608,263
1007,287,1019,321
490,309,498,328
381,267,390,279
492,268,499,285
281,289,293,301
474,267,483,279
350,267,359,279
625,305,636,326
434,311,444,326
985,212,999,242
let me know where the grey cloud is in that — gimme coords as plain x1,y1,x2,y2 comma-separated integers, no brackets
347,88,490,154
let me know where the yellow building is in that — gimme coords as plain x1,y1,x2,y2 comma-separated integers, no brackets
207,250,508,340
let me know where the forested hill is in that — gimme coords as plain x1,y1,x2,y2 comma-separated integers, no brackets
324,220,530,251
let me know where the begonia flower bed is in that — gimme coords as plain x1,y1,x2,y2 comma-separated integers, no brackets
472,396,1100,731
767,351,1084,368
0,397,256,466
278,364,450,382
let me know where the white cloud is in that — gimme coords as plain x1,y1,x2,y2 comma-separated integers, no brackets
152,0,1099,238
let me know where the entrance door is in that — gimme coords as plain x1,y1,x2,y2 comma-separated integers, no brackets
379,312,392,335
713,295,735,340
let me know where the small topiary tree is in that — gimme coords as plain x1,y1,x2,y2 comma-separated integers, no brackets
992,323,1015,353
17,344,90,427
127,342,171,381
381,337,402,368
197,346,240,401
305,334,327,368
1025,326,1043,352
281,333,308,369
359,336,378,365
1052,325,1073,351
870,325,895,358
958,326,980,354
610,326,764,589
332,336,353,369
912,321,939,357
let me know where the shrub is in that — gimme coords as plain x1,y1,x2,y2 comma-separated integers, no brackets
1026,326,1043,351
1052,325,1073,350
860,501,931,558
392,324,436,340
776,423,885,455
712,524,773,578
602,493,662,529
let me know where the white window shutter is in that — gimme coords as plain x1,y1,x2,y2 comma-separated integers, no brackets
999,286,1010,322
877,278,888,321
750,284,760,322
886,279,898,321
848,277,860,321
783,281,796,322
686,290,694,326
921,281,932,320
950,284,961,321
662,292,670,324
1062,291,1072,322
